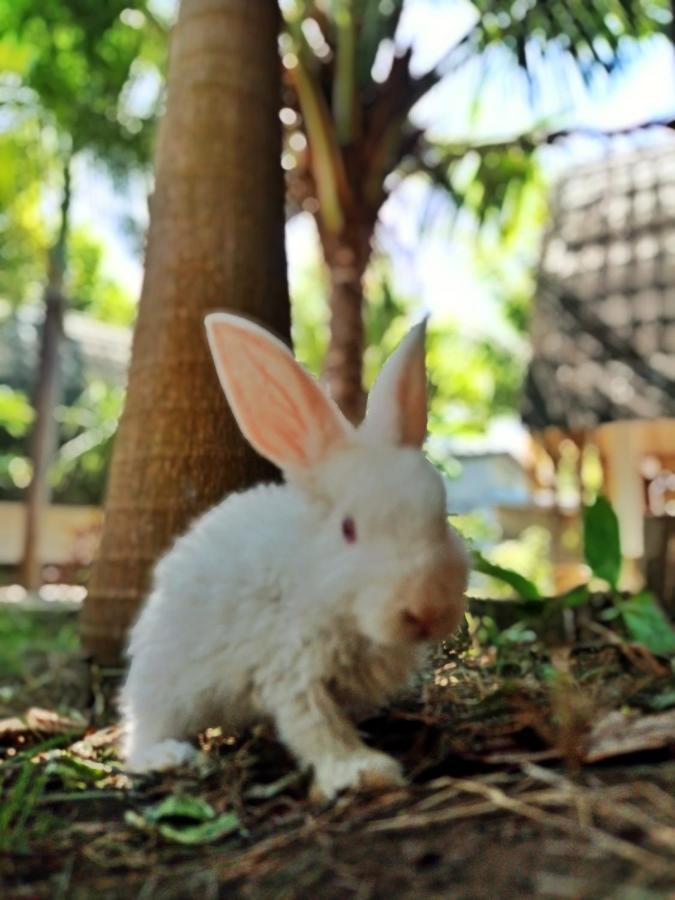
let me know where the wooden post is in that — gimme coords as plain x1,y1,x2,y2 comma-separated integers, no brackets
644,516,675,617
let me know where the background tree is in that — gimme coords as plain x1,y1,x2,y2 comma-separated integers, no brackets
291,252,527,441
80,0,291,663
280,0,668,422
0,0,162,588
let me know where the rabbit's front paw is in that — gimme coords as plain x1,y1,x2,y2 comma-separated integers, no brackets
311,750,404,802
127,739,198,773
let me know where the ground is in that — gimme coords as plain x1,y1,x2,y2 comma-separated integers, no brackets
1,598,675,899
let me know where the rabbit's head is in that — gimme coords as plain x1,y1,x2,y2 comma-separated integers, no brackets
205,313,468,648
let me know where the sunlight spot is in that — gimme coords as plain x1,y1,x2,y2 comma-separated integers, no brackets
281,152,296,171
289,132,306,152
120,8,146,29
279,107,297,126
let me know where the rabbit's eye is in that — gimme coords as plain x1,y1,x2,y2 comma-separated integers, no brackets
341,516,357,543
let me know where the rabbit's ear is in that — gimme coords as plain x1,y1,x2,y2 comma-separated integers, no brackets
205,313,352,471
360,318,428,448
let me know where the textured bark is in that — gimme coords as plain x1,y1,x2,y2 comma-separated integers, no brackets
81,0,290,663
20,162,71,590
321,223,372,425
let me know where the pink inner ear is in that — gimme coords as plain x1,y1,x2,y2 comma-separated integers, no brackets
206,315,351,471
397,351,427,447
361,319,428,448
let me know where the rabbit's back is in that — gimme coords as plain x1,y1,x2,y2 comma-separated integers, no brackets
123,482,310,733
154,482,305,612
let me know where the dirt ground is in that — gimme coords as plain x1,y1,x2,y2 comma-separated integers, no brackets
1,601,675,899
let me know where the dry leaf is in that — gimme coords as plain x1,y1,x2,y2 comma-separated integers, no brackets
0,707,85,744
69,724,122,758
584,709,675,763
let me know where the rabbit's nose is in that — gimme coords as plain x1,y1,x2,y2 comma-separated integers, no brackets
401,609,434,641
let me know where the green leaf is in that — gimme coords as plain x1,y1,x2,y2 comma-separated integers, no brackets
157,814,240,845
126,793,242,846
45,753,112,789
145,794,215,824
646,690,675,712
499,622,537,645
583,495,622,589
0,386,34,438
617,592,675,657
559,584,590,608
472,550,541,601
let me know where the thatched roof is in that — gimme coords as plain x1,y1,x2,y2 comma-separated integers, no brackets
522,140,675,433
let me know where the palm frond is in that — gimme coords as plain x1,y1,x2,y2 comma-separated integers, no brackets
471,0,670,80
284,16,353,232
282,0,671,238
332,0,357,143
414,134,545,246
356,0,404,86
290,58,349,233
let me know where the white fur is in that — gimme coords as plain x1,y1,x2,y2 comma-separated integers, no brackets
130,739,198,772
120,316,468,799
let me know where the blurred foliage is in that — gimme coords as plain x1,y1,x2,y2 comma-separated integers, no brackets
0,0,165,172
0,0,165,300
467,523,554,599
0,127,50,306
0,192,136,321
0,386,34,439
471,0,670,77
472,545,542,601
426,325,524,436
445,146,549,336
66,230,135,325
51,380,124,504
423,141,548,254
0,603,78,680
290,249,331,376
281,0,669,236
480,494,675,657
0,1,164,504
292,248,524,432
0,382,34,497
0,378,123,505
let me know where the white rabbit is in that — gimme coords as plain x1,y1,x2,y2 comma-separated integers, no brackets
120,313,468,799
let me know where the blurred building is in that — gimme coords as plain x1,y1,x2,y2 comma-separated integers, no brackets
0,301,130,398
0,304,130,568
522,140,675,571
444,450,531,515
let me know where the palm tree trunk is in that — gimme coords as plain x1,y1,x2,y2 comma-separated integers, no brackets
321,223,372,424
20,160,71,591
81,0,290,663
